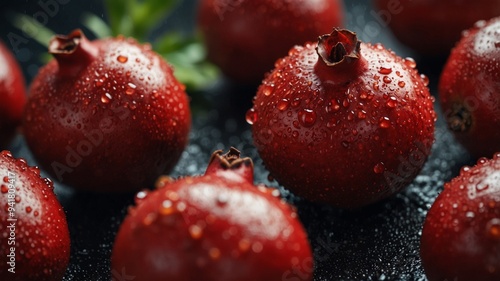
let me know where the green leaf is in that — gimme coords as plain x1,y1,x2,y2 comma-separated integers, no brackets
9,12,55,47
82,13,112,39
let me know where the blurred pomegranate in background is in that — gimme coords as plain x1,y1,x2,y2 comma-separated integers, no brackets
374,0,500,56
197,0,344,84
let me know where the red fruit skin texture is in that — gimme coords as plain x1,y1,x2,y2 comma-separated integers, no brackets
249,29,436,208
421,154,500,281
0,150,70,281
23,30,191,192
197,0,344,84
439,17,500,159
0,42,27,145
374,0,500,56
112,149,313,281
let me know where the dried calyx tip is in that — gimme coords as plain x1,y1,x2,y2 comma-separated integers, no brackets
210,147,253,168
49,29,83,54
316,28,361,66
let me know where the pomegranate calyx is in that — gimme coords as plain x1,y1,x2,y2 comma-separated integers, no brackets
206,147,254,183
49,29,98,78
447,103,472,132
317,28,361,66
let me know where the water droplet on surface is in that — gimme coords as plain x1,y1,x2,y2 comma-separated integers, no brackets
386,97,397,108
398,81,406,88
26,206,32,213
160,200,174,216
373,162,385,174
383,76,392,84
298,109,317,127
101,93,112,104
262,85,274,96
245,108,258,125
189,225,203,240
379,117,391,128
420,74,429,86
277,99,289,111
117,55,128,63
487,218,500,239
404,57,416,68
1,185,8,193
378,67,392,75
126,83,136,95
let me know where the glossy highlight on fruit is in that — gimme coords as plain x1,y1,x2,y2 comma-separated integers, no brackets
0,41,27,146
249,28,436,208
374,0,500,56
421,153,500,281
112,148,313,281
0,150,70,281
23,30,191,192
439,17,500,159
197,0,344,84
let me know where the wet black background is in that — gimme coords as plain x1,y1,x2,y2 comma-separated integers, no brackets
1,0,474,280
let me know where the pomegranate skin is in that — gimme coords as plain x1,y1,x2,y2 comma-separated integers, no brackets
0,41,27,145
197,0,344,84
249,29,436,208
439,17,500,159
23,31,191,192
374,0,500,56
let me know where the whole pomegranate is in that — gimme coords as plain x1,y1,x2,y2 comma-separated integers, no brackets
0,151,70,281
197,0,344,84
112,148,313,281
248,28,436,208
439,17,500,159
0,42,26,146
421,154,500,281
374,0,500,56
23,30,191,192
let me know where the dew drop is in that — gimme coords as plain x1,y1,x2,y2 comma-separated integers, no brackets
262,85,274,96
298,109,317,127
378,67,392,75
33,211,39,217
386,97,397,108
487,218,500,240
1,185,8,193
160,200,174,216
189,225,203,240
26,206,32,213
404,57,416,68
373,162,385,174
379,117,391,128
420,74,429,86
101,93,112,104
398,81,406,88
277,99,289,111
245,108,258,125
117,55,128,63
126,83,136,95
383,76,392,84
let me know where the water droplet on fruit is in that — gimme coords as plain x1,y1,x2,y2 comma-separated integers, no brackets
33,211,39,217
298,109,317,127
465,211,475,219
262,85,274,96
378,67,392,75
398,81,406,88
1,185,8,193
357,110,367,119
383,76,392,84
404,57,416,68
420,74,429,86
126,83,136,95
373,162,385,174
379,117,391,128
209,248,221,260
277,99,289,111
386,96,397,108
26,206,32,213
101,93,112,104
142,213,157,225
487,218,500,240
117,55,128,63
189,225,203,240
245,108,258,125
160,200,174,216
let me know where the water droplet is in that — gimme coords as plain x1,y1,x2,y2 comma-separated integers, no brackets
33,211,39,217
95,79,104,87
487,218,500,239
386,97,397,108
262,84,274,96
101,93,112,104
420,74,429,86
1,185,8,193
277,99,289,111
209,248,221,260
298,109,317,127
357,110,367,119
373,162,385,174
189,225,203,240
245,108,258,125
378,67,392,75
379,117,391,128
383,76,392,84
160,200,174,216
126,83,136,95
398,81,406,88
26,206,32,213
142,213,157,226
117,55,128,63
465,211,475,219
404,57,416,68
